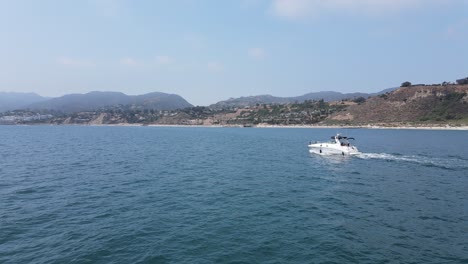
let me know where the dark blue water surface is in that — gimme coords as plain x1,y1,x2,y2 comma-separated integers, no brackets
1,126,467,263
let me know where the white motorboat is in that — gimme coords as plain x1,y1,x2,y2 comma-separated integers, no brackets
308,134,360,156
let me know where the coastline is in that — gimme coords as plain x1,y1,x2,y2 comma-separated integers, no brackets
4,122,468,130
253,124,468,130
33,123,468,130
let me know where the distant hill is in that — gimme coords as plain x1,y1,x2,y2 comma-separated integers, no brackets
0,92,49,112
28,91,193,113
327,85,468,124
210,89,396,109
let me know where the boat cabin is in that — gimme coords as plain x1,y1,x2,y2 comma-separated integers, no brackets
332,135,355,146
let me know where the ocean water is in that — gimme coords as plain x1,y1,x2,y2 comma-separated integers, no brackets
0,126,467,264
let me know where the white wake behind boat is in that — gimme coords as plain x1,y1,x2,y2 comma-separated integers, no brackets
308,134,360,156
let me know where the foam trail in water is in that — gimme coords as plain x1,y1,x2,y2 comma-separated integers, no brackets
356,153,468,170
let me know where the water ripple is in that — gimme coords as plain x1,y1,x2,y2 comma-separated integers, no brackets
357,152,468,170
0,127,467,263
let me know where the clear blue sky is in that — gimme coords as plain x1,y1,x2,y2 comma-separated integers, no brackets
1,0,467,105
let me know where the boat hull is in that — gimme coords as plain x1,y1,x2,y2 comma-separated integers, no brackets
308,143,360,156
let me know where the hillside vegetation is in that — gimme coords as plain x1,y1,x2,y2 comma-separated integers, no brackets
210,89,395,109
327,85,468,125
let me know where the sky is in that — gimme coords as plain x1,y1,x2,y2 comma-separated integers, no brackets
0,0,467,105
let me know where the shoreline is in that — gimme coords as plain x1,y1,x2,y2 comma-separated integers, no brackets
7,123,468,130
253,124,468,130
99,123,468,130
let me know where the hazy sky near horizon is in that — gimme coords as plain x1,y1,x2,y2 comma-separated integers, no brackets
1,0,467,105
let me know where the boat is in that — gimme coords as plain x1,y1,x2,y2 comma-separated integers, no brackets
308,134,360,156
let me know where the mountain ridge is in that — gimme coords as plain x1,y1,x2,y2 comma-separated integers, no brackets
209,88,397,109
0,92,49,112
25,91,193,113
1,88,397,113
3,85,467,126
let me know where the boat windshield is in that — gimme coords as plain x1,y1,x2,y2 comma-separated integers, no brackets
331,135,355,146
338,138,351,146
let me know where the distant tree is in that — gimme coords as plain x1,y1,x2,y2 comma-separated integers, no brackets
353,97,366,104
456,78,468,85
318,99,326,109
379,93,388,100
401,81,412,87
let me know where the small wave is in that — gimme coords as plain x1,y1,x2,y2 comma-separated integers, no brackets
447,154,468,161
356,153,468,170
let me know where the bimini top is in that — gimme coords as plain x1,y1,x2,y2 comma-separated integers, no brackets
331,135,355,140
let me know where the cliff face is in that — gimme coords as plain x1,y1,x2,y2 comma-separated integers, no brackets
328,85,468,124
